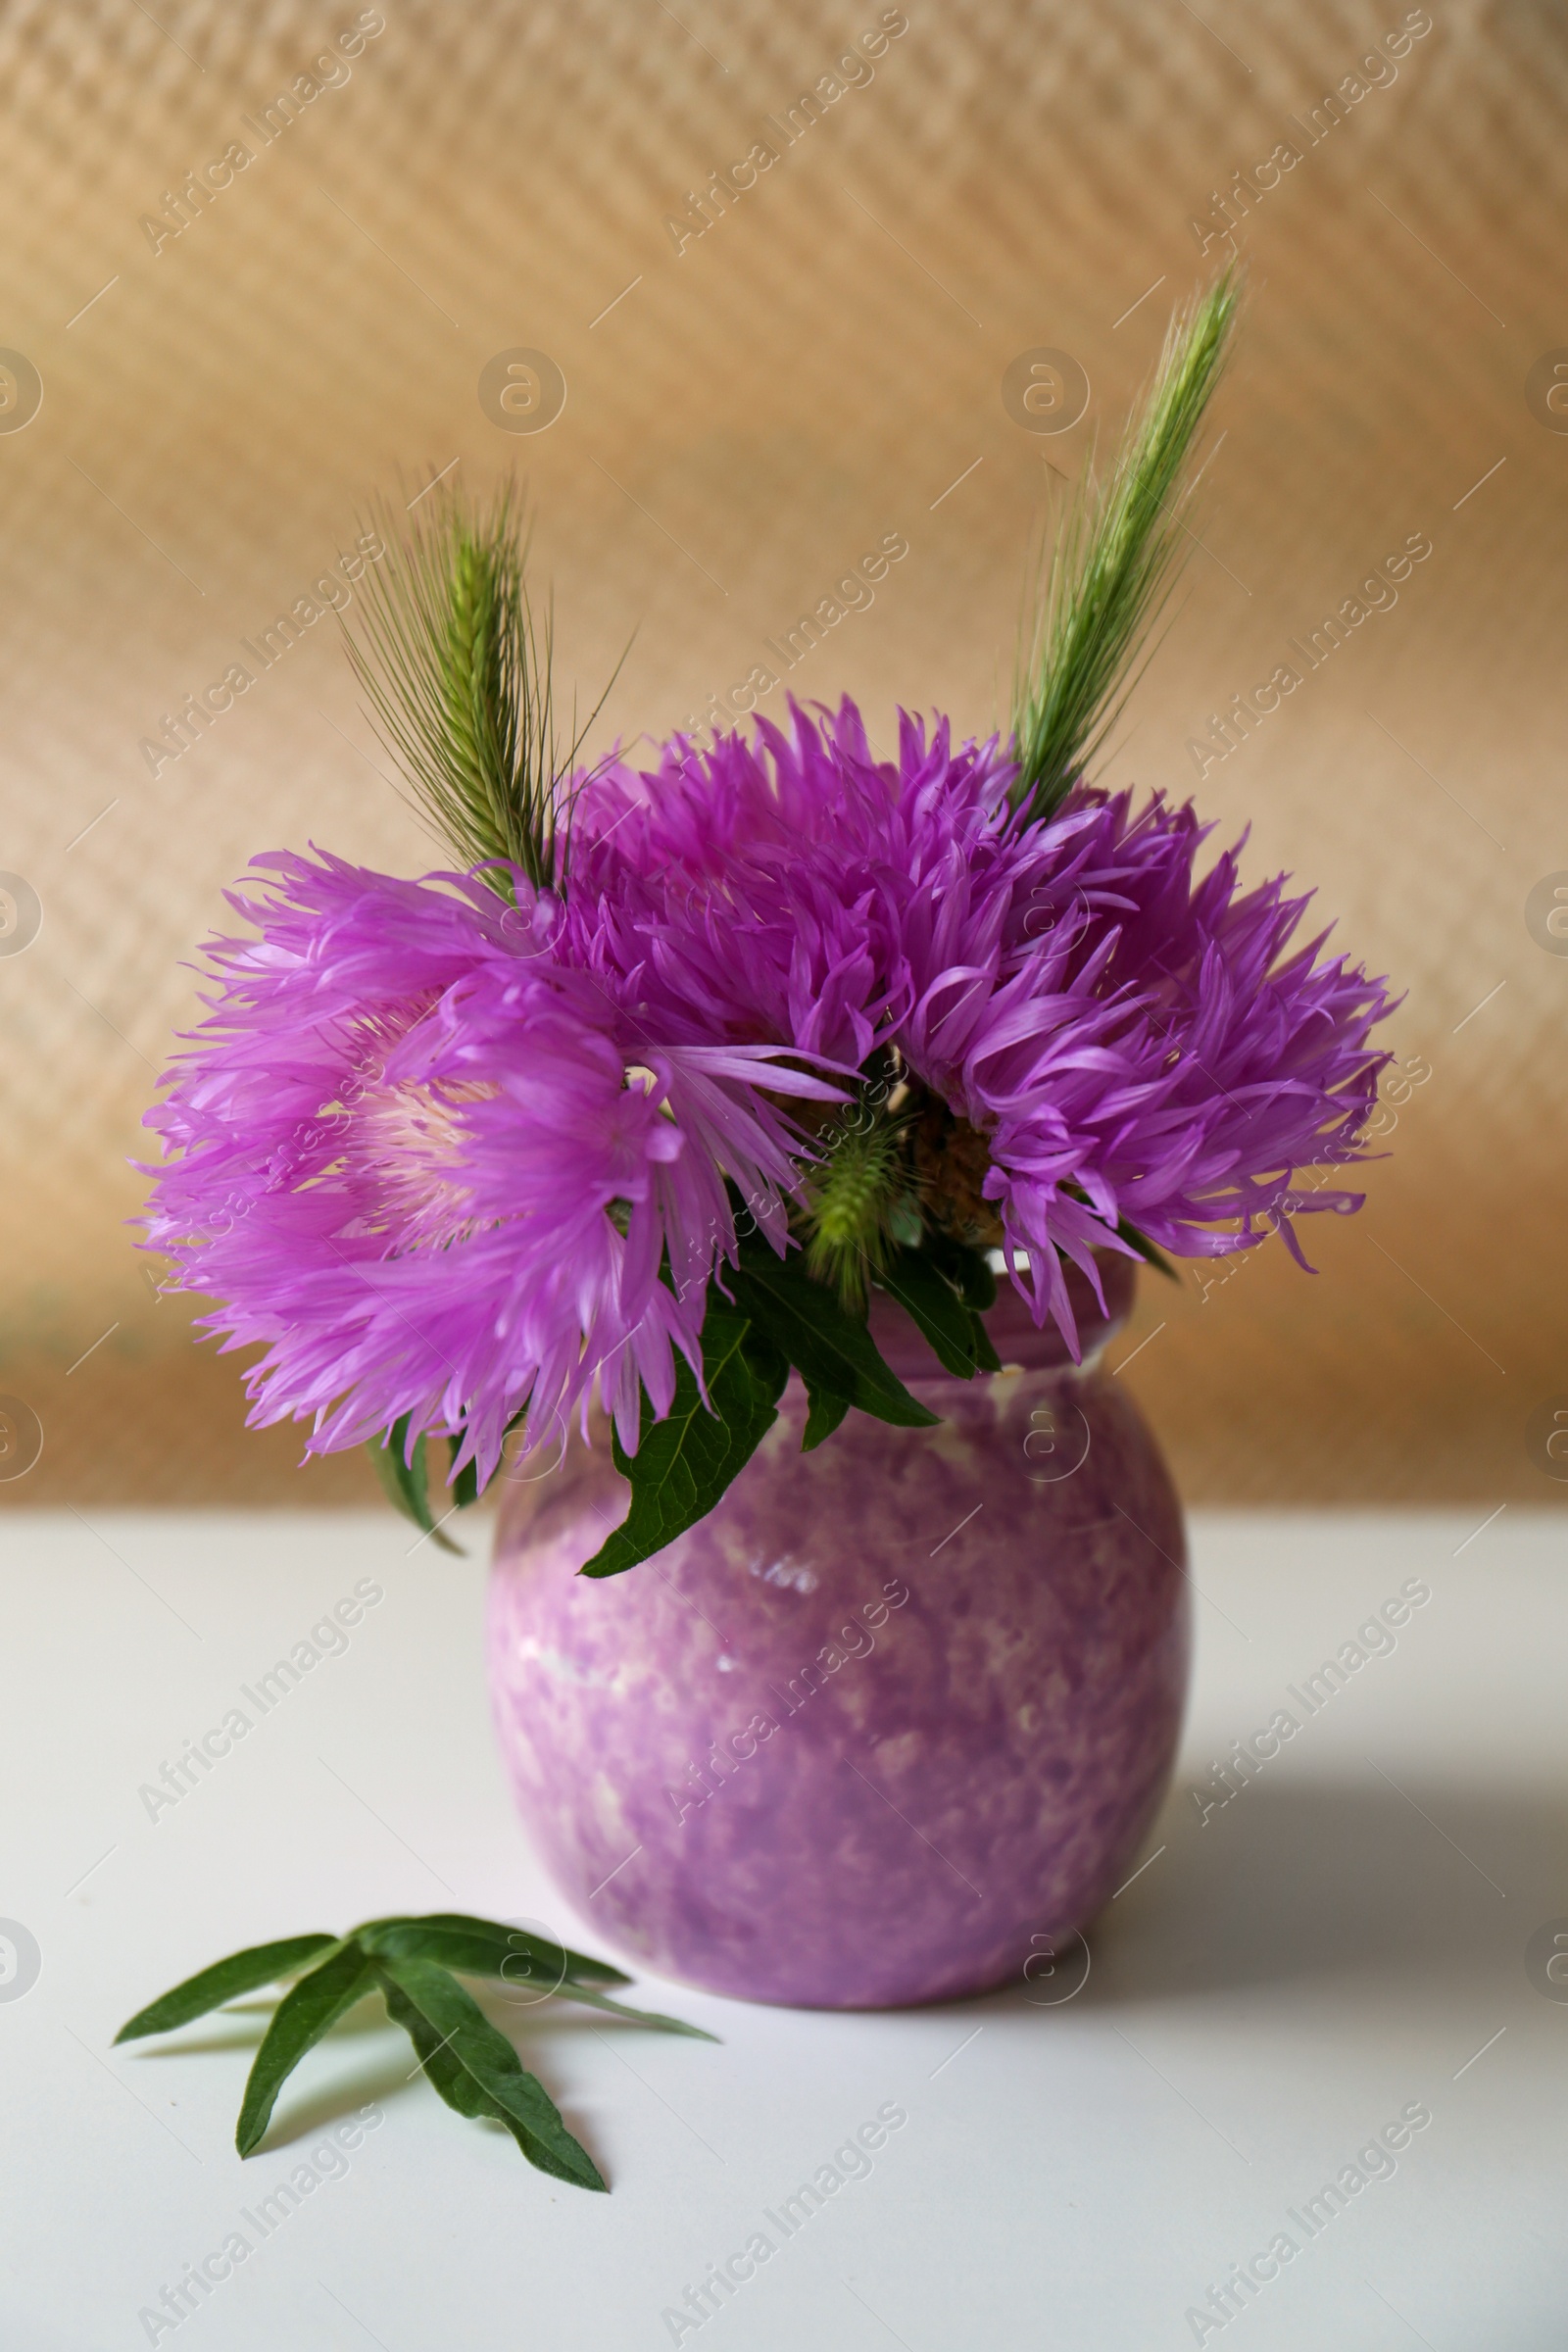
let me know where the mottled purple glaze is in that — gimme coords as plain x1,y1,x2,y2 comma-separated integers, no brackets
487,1257,1189,2009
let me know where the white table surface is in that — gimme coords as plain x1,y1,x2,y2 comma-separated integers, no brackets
2,1505,1564,2351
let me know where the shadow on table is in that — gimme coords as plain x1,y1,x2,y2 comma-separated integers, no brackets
986,1775,1566,2016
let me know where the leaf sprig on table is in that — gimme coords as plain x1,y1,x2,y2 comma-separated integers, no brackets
116,1912,715,2191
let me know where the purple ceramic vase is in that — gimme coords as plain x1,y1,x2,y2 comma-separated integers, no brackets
487,1255,1189,2010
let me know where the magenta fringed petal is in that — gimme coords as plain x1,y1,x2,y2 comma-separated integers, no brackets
561,698,1396,1344
140,850,838,1480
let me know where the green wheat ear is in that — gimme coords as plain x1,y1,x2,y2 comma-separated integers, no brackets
342,481,624,898
1011,270,1240,823
804,1120,906,1308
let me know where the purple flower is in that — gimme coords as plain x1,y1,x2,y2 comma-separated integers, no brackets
562,700,1030,1071
142,693,1395,1465
563,698,1395,1344
141,850,834,1479
957,784,1396,1319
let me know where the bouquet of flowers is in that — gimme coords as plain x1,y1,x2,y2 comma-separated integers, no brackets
141,275,1393,1570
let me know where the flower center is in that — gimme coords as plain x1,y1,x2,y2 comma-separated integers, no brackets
340,1074,498,1251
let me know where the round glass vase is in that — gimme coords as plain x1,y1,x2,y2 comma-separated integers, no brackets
487,1254,1188,2010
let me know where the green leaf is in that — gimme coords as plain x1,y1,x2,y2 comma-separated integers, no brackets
874,1247,986,1378
377,1971,499,2123
355,1919,710,2032
116,1913,705,2192
369,1414,464,1553
730,1243,939,1432
372,1955,606,2189
115,1935,340,2044
235,1940,379,2156
579,1295,788,1578
1115,1217,1178,1282
547,1984,718,2039
922,1229,998,1311
450,1444,481,1509
355,1912,630,1989
802,1383,851,1452
968,1307,1003,1373
359,1921,711,2036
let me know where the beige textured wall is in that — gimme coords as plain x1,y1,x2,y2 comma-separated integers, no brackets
0,0,1562,1505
